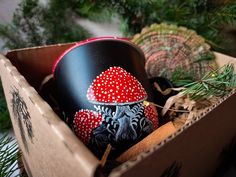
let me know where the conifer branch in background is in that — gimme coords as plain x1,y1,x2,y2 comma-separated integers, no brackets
89,0,236,53
1,0,235,53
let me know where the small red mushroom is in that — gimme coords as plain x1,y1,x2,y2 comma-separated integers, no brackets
73,109,103,144
144,105,158,130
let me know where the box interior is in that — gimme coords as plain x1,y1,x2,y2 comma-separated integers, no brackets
6,43,76,90
4,45,236,177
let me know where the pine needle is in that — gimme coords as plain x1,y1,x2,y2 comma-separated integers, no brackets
181,64,236,100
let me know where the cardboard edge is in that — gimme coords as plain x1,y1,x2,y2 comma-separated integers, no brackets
0,54,101,177
5,42,77,54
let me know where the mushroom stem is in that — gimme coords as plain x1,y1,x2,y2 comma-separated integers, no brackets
113,105,129,119
113,105,137,141
116,115,137,141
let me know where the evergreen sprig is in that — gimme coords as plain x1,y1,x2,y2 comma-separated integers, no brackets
0,134,21,177
171,67,196,87
181,64,236,100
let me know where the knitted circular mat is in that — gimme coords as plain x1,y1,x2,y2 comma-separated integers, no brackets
132,23,217,83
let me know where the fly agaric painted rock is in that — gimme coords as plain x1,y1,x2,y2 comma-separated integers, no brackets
73,109,103,144
86,66,158,142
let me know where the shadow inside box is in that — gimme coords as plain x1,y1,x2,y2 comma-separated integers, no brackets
222,27,236,58
214,161,236,177
213,137,236,177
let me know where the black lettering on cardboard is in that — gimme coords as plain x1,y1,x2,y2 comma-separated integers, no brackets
10,86,33,153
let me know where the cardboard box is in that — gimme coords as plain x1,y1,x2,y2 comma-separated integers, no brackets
0,44,236,177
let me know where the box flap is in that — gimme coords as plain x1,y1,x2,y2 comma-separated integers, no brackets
5,43,76,90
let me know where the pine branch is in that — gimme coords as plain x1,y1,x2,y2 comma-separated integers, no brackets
0,134,21,177
171,67,196,87
213,3,236,25
181,64,236,100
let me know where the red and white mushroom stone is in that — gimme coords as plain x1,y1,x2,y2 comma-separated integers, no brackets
87,66,147,104
73,109,103,144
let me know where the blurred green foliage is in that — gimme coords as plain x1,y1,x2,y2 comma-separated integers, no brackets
0,81,11,132
0,0,91,49
91,0,236,53
0,0,236,51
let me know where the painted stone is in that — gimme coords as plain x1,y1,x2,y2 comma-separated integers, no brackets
53,37,158,158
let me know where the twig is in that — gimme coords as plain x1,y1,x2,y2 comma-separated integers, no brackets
100,144,112,167
143,101,190,113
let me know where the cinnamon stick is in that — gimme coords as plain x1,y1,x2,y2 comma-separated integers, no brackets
116,122,177,162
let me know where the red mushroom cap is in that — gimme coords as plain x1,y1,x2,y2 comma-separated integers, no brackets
73,109,103,144
87,66,147,105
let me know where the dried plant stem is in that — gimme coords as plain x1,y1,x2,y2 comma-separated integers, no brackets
143,101,189,113
100,144,112,167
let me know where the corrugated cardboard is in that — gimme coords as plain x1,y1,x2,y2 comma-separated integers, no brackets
0,44,235,177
